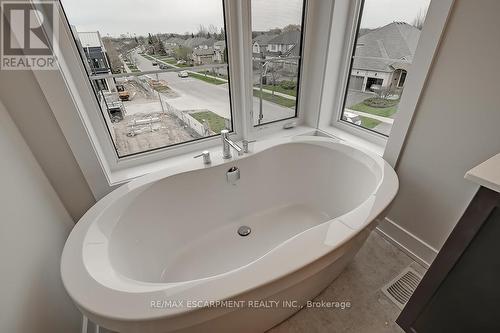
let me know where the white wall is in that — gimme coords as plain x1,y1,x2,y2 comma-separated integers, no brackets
0,101,81,332
378,0,500,265
0,69,96,221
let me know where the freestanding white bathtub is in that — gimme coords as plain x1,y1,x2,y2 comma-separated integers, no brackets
61,135,398,333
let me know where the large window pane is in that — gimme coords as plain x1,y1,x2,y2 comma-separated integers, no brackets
341,0,430,136
251,0,305,126
60,0,232,158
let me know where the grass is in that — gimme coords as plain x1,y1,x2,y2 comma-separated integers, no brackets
189,72,226,85
363,97,399,108
254,84,297,97
190,111,227,133
349,101,398,118
253,90,296,108
141,54,155,61
360,116,381,129
157,56,175,61
123,60,140,72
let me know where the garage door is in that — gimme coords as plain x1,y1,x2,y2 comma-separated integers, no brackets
348,75,363,91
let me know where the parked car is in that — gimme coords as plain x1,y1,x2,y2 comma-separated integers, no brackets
152,61,158,66
342,111,362,126
178,71,189,78
159,64,168,69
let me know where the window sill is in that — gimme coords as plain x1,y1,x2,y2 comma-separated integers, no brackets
107,125,317,186
318,125,385,157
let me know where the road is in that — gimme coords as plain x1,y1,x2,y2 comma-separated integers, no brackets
132,52,295,125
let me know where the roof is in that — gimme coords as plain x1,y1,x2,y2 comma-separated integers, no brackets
268,30,301,45
77,32,102,48
214,40,226,49
163,37,215,49
184,37,215,48
284,43,301,57
193,47,215,56
353,22,420,72
252,33,278,45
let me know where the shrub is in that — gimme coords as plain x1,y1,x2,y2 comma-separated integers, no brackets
363,97,399,108
279,80,296,90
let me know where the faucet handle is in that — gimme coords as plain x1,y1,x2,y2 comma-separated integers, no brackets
194,151,211,164
242,139,256,153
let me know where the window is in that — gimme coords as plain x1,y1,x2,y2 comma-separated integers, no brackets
60,0,232,158
340,0,430,136
251,0,305,126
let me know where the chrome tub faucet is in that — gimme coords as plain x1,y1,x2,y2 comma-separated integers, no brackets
221,129,243,159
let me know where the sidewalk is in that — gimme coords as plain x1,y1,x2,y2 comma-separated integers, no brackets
345,108,394,124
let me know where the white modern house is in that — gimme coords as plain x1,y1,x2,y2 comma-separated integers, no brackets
349,22,420,93
74,31,116,93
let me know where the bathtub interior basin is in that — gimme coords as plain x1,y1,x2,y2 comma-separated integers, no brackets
107,142,381,284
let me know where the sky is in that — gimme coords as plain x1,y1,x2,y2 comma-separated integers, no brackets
61,0,429,37
360,0,431,29
61,0,303,37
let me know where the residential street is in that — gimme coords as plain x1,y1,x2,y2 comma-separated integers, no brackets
132,51,295,125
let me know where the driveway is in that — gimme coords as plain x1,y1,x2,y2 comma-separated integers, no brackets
344,89,374,108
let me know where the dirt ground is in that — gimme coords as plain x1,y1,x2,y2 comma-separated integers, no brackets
112,112,201,157
110,78,200,157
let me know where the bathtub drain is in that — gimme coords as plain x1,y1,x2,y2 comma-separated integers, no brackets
237,226,251,237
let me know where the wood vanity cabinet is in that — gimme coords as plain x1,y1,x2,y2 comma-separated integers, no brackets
397,186,500,332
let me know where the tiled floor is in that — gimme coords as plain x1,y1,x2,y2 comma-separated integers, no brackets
268,231,426,333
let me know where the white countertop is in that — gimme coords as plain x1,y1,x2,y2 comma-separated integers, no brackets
465,153,500,193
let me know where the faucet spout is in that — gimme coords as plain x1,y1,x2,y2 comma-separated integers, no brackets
221,129,243,159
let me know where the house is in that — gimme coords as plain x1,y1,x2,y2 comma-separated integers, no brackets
184,37,215,49
266,31,301,55
348,22,420,93
253,31,302,74
74,31,115,93
192,47,216,65
252,33,278,57
213,40,226,62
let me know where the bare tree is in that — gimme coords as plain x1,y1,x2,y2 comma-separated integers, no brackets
101,38,122,73
268,28,282,35
283,24,300,32
267,63,279,96
208,24,218,35
412,7,428,30
197,24,208,37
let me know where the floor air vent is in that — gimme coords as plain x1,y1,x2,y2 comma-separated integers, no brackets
382,267,422,309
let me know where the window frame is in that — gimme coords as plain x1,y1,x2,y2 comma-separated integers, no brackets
30,0,315,196
317,0,455,164
250,0,307,129
58,0,245,164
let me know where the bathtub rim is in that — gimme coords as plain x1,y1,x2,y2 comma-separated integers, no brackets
60,136,398,322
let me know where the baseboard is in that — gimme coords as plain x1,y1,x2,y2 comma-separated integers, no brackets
376,217,439,268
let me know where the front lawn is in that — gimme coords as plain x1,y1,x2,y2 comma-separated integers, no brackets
123,60,140,72
254,84,297,97
190,111,227,133
253,90,296,108
349,101,398,118
189,72,226,85
360,116,381,129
